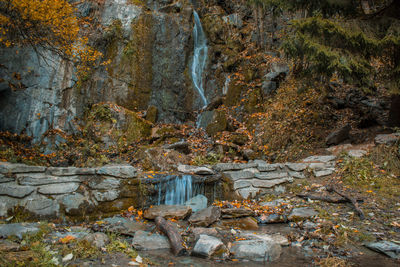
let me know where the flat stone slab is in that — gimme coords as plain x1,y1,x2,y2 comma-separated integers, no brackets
96,164,137,178
252,177,293,188
255,172,289,180
234,180,252,190
348,150,367,158
221,208,254,219
93,190,120,202
0,162,46,174
0,182,35,198
144,205,192,220
260,199,285,208
302,155,336,163
240,232,289,246
0,174,14,183
289,171,306,179
288,207,318,221
177,165,214,175
17,173,81,185
38,182,79,195
47,167,96,176
102,216,149,235
222,170,255,181
0,240,21,252
236,186,261,199
365,241,400,259
132,230,170,250
188,206,221,227
285,163,308,172
192,235,228,259
0,223,40,239
257,163,282,172
215,217,259,230
25,197,60,216
214,163,257,172
313,169,335,177
230,239,282,262
88,177,120,190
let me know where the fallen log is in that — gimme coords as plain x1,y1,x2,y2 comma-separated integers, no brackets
326,185,365,220
297,193,348,203
155,216,186,256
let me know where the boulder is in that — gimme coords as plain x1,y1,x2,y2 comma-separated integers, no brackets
0,223,40,239
374,133,400,145
257,213,286,224
288,207,318,221
192,235,228,259
96,164,137,178
144,205,192,220
132,230,170,251
58,193,93,215
25,197,60,216
185,194,208,212
221,208,254,219
164,141,190,154
326,124,351,145
83,232,110,248
191,227,219,239
365,241,400,259
230,239,282,262
188,206,221,227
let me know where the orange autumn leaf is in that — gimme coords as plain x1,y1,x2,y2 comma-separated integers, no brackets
59,235,76,244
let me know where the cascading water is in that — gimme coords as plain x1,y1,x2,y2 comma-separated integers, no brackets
156,175,205,205
191,11,208,108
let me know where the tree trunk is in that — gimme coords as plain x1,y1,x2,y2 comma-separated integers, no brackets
155,216,186,256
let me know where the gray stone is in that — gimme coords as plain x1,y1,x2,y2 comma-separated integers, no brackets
257,163,282,172
288,207,318,221
192,235,228,259
58,193,91,214
164,141,190,154
191,228,219,239
38,182,79,195
47,167,96,176
0,196,18,217
255,172,289,180
101,0,141,35
0,174,13,183
285,163,308,172
17,173,81,185
233,180,252,190
188,206,221,227
83,232,110,248
252,177,293,188
308,162,328,170
0,162,46,174
178,165,214,175
88,177,120,190
313,169,335,177
257,213,286,224
93,190,120,202
144,205,192,220
25,197,60,216
0,223,39,239
348,149,367,158
260,199,285,208
132,230,170,251
242,168,260,174
230,239,282,262
96,164,137,178
236,186,261,199
222,171,255,181
302,155,336,163
375,133,400,145
214,163,257,172
240,232,289,246
289,171,306,179
303,221,317,230
0,182,35,198
103,216,148,235
365,241,400,259
185,194,207,212
222,13,243,28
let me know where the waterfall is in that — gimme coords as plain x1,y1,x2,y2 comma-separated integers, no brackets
156,175,206,205
191,11,208,108
222,74,231,95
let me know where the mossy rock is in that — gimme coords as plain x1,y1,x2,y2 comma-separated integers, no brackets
224,81,243,107
145,105,158,123
228,132,249,146
206,110,228,137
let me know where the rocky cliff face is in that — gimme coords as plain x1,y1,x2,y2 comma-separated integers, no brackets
0,0,214,142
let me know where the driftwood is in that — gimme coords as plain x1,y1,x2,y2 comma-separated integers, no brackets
326,185,365,220
297,193,348,203
155,216,186,256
